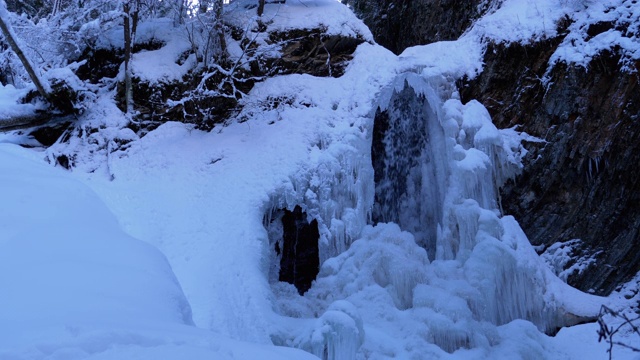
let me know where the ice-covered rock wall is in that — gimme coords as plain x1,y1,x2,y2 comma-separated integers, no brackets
263,117,375,267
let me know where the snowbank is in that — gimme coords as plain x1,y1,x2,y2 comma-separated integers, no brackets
0,143,317,360
225,0,373,41
0,144,192,329
0,84,43,128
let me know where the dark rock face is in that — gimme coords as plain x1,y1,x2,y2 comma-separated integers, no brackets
344,0,483,54
279,206,320,295
268,28,364,77
459,41,640,295
120,27,363,130
76,48,123,84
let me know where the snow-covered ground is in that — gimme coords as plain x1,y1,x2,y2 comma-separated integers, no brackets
0,84,43,127
2,0,640,359
0,143,317,360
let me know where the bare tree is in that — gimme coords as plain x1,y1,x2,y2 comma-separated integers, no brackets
597,305,640,360
122,0,140,114
0,0,51,101
257,0,265,16
50,0,62,16
189,0,226,68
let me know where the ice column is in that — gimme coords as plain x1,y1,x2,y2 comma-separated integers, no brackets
372,73,560,331
371,77,449,260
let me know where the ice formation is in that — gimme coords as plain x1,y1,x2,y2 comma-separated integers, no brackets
267,72,603,358
261,105,375,266
291,300,365,360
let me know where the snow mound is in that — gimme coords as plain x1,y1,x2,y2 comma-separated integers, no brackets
0,84,43,128
469,0,568,43
94,17,197,84
293,300,365,360
0,144,192,330
0,144,317,360
226,0,373,41
129,19,197,83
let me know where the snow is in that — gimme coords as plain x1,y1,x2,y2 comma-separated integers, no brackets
94,17,199,84
0,83,41,124
225,0,374,41
549,0,640,71
59,43,397,342
0,144,316,360
2,0,640,359
399,38,485,79
130,19,199,83
469,0,567,43
460,0,640,73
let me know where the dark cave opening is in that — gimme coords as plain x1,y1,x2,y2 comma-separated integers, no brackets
278,206,320,295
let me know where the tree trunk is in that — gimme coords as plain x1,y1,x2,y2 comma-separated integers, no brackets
0,1,51,101
199,0,226,67
213,0,225,62
175,0,186,25
123,0,139,114
51,0,62,16
257,0,265,17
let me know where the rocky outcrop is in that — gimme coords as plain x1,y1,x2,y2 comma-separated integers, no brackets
460,43,640,296
267,28,364,77
105,27,363,130
344,0,484,54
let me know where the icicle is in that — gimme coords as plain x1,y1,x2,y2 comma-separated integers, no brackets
295,300,365,360
261,121,375,270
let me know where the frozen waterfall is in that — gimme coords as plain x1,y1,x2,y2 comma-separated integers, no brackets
371,76,448,260
369,73,599,333
372,74,521,263
267,72,602,359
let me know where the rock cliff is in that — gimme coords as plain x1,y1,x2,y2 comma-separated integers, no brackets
344,0,484,54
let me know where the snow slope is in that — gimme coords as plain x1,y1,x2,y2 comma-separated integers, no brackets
69,43,399,342
0,84,43,128
0,143,318,360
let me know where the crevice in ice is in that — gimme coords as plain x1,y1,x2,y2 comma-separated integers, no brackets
264,206,320,295
281,206,320,295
